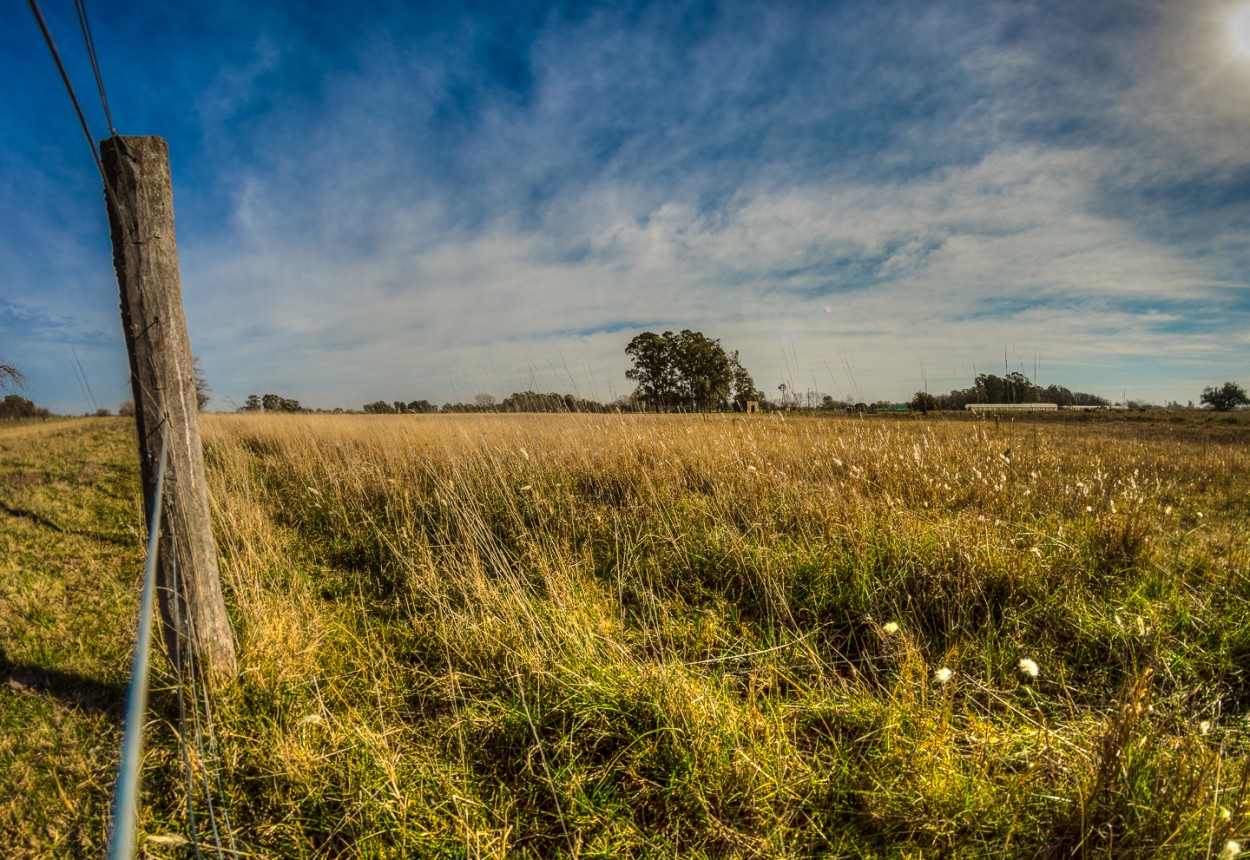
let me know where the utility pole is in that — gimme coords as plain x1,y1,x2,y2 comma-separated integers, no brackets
101,136,236,680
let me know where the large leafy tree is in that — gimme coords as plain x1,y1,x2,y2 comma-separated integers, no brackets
1200,381,1249,412
625,330,750,412
625,331,678,410
672,330,732,411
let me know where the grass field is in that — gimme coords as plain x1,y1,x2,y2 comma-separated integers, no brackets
2,412,1248,858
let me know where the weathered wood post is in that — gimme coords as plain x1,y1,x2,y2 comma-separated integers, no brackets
101,136,237,680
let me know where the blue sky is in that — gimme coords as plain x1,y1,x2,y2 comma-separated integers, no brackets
4,0,1249,412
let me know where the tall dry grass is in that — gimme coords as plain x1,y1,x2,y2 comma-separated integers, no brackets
176,412,1249,857
2,413,1245,856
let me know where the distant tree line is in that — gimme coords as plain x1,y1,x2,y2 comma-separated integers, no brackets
625,330,760,412
225,371,1244,416
240,393,304,413
363,399,439,414
0,394,51,419
914,372,1110,411
361,392,624,414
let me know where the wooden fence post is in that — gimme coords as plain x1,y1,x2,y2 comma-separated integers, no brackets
101,136,237,680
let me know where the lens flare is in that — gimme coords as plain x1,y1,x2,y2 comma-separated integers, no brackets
1235,6,1250,55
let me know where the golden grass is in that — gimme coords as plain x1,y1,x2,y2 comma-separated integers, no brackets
2,412,1249,857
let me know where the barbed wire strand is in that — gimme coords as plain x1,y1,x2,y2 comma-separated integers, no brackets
27,0,129,258
183,608,229,860
168,554,206,860
197,663,240,858
73,0,115,137
26,0,106,185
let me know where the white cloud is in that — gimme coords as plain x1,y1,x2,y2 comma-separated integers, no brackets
180,130,1241,409
7,0,1249,412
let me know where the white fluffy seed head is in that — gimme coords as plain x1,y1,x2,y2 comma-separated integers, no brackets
934,667,953,684
1018,658,1039,679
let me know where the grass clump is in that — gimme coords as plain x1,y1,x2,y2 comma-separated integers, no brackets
2,412,1249,857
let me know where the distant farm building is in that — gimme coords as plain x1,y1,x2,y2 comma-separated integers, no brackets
966,403,1059,413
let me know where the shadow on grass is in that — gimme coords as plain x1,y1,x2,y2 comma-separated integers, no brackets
0,647,127,719
0,500,135,547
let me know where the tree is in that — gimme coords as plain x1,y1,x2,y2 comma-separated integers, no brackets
242,394,262,411
0,394,50,419
260,393,302,413
671,330,732,410
940,373,1107,410
625,330,748,412
625,331,677,411
911,391,939,413
729,351,758,410
0,359,25,391
1200,381,1249,412
193,355,211,411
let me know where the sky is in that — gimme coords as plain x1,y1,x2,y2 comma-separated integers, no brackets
3,0,1250,413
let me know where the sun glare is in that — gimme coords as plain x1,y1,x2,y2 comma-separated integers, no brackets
1234,5,1250,54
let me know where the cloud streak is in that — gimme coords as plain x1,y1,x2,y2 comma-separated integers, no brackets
3,0,1248,412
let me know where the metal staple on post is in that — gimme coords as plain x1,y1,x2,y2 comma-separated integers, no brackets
107,428,168,860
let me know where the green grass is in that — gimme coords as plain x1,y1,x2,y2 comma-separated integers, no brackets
2,413,1249,858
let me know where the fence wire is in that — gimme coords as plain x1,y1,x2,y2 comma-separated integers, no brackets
107,428,236,859
107,429,168,860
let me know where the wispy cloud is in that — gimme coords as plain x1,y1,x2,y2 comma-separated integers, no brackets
3,0,1248,411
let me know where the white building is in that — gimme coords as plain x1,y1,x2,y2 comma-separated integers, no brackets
965,403,1059,412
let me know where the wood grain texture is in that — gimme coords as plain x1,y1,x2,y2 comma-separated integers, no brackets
102,136,236,680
